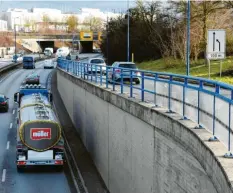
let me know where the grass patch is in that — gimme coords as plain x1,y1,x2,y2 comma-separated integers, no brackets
137,57,233,84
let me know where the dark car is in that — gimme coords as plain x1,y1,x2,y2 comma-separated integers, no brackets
0,94,9,112
24,73,40,84
66,54,71,60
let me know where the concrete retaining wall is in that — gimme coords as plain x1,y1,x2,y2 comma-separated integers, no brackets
57,68,233,193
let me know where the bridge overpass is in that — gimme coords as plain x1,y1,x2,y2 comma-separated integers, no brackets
6,31,104,53
55,57,233,193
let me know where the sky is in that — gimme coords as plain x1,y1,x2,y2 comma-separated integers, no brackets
0,0,168,13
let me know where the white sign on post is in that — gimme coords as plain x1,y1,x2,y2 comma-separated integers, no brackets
207,29,226,60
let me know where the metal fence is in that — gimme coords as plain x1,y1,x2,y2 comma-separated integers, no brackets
57,58,233,157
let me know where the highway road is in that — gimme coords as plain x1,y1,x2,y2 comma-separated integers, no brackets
0,54,42,70
0,58,13,69
0,59,72,193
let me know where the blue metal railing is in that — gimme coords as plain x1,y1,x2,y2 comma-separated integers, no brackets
57,58,233,157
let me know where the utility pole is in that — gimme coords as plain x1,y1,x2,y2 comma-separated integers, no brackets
186,0,190,76
106,14,109,65
14,17,19,63
127,0,130,62
14,23,16,61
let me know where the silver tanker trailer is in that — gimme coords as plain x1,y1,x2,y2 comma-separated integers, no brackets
14,84,64,171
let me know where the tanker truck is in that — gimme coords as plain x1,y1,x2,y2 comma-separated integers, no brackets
14,84,65,171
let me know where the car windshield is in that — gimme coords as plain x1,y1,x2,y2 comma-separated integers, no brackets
90,59,104,64
119,63,137,69
23,57,33,62
0,96,4,102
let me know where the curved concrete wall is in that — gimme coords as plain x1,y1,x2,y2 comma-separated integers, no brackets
56,68,233,193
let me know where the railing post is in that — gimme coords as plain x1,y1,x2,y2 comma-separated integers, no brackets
213,85,220,137
224,91,233,158
183,78,188,119
112,67,115,91
66,60,68,72
198,80,203,126
106,67,109,89
141,72,144,102
168,75,173,112
95,65,97,83
91,64,93,82
77,62,80,77
209,84,219,141
121,69,123,94
80,62,82,77
84,63,86,80
130,70,133,98
228,103,231,152
154,73,158,106
100,66,103,86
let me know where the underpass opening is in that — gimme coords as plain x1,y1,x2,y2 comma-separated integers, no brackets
38,41,55,53
80,41,93,53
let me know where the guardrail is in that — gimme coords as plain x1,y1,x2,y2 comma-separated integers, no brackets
57,58,233,157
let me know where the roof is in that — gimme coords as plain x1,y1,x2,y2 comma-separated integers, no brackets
26,73,39,78
114,61,135,64
89,58,104,60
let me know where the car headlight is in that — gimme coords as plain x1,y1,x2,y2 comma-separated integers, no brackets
55,154,62,160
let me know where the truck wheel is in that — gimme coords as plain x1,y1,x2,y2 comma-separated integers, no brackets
56,165,63,172
135,79,140,85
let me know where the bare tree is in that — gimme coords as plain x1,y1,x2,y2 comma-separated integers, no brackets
83,16,103,31
66,15,78,32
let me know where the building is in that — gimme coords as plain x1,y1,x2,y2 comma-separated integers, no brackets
0,20,7,31
0,7,120,32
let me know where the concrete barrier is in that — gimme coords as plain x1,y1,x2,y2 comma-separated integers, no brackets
57,68,233,193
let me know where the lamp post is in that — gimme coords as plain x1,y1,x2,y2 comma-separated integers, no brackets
127,0,130,62
107,14,109,65
186,0,191,76
14,17,19,63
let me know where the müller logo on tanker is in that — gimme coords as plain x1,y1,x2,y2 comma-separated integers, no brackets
30,128,51,140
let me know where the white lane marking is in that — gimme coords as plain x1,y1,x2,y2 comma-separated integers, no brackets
6,141,10,150
12,110,15,114
1,169,6,182
9,123,13,129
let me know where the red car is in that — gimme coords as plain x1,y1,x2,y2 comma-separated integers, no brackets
24,73,40,84
0,94,9,112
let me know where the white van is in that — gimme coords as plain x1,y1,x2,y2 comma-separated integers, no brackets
44,48,53,56
56,47,70,57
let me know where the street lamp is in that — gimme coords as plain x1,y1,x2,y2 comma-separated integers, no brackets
186,0,191,76
106,14,109,65
14,17,19,63
127,0,130,62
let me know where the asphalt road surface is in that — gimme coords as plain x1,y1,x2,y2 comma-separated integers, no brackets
0,59,72,193
0,59,13,69
0,54,42,70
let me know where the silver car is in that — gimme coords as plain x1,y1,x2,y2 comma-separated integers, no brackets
44,60,55,69
87,58,106,74
108,62,141,84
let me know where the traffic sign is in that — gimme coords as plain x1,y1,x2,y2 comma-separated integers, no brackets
207,29,226,60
